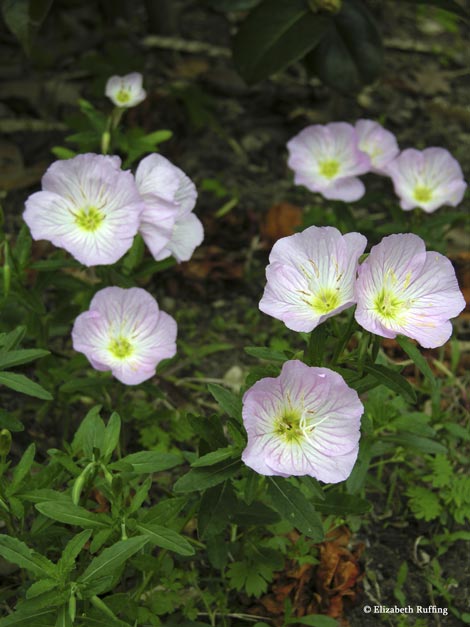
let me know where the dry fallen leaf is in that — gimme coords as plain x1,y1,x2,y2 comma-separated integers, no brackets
261,202,303,243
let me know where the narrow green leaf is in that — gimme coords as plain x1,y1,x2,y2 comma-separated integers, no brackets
207,383,242,420
0,607,55,626
141,496,189,525
0,349,49,370
173,459,242,493
8,443,35,494
109,451,182,474
267,477,324,541
78,537,148,588
19,489,72,504
311,492,371,515
383,433,447,455
0,372,52,400
57,530,92,574
363,363,416,404
35,502,112,529
101,412,121,461
25,579,58,600
0,326,26,351
198,482,236,538
0,536,56,579
191,446,239,467
136,523,195,556
244,346,286,361
71,406,104,457
396,335,437,390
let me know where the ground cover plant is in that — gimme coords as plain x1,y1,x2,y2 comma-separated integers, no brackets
0,1,469,626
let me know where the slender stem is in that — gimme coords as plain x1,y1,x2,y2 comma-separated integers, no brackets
331,307,355,365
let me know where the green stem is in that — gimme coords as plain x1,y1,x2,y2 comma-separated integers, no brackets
306,323,329,366
331,308,355,365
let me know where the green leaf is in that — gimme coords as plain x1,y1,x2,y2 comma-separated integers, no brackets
35,502,113,529
406,486,441,521
0,536,56,579
173,459,242,493
232,501,280,526
207,383,242,420
306,0,382,92
109,451,182,474
57,529,92,574
8,443,35,494
383,433,447,455
396,335,437,390
363,363,416,404
267,477,324,541
244,346,286,361
0,608,55,626
0,327,26,351
136,523,195,556
0,372,52,400
25,579,58,600
71,406,105,457
233,0,330,84
191,446,239,467
18,489,72,504
0,349,49,370
141,496,188,525
311,492,371,515
101,412,121,461
77,537,149,593
198,482,236,538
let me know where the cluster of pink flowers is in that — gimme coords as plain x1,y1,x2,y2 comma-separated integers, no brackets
287,120,467,212
243,226,465,482
22,71,205,387
260,225,465,349
23,152,203,267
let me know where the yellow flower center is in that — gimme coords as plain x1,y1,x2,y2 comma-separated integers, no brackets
374,288,406,321
109,336,133,360
116,89,131,104
319,159,340,179
274,410,303,443
75,206,105,232
311,287,341,315
413,186,433,203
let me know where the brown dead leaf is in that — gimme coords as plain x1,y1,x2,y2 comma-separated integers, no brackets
250,525,364,626
261,202,302,243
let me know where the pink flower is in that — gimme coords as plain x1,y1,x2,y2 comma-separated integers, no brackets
241,360,363,483
355,234,466,348
385,147,467,212
105,72,147,108
355,119,399,173
72,287,177,385
287,123,371,201
23,154,143,266
135,154,204,263
259,226,367,332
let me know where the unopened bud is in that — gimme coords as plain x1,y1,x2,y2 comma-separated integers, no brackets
0,429,12,456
